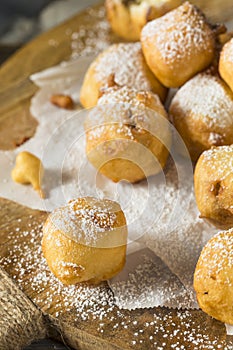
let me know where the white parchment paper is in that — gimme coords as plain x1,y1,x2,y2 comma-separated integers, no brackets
0,56,219,310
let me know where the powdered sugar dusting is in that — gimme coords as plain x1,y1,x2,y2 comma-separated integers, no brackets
142,158,218,293
3,58,214,312
202,145,233,180
141,2,213,65
0,220,115,321
0,218,229,348
170,73,233,130
110,248,197,310
94,43,155,91
195,228,233,279
45,197,127,248
1,5,233,345
86,86,160,131
85,86,168,146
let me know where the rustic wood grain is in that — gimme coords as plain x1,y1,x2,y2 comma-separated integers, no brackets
0,2,109,150
0,1,233,349
0,198,233,349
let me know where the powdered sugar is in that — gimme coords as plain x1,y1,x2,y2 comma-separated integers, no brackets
109,248,197,310
170,73,233,130
0,221,115,321
195,228,233,279
85,86,166,141
45,197,128,248
141,2,213,65
0,4,233,344
94,42,156,91
141,159,217,293
0,54,218,312
202,145,233,180
0,220,228,348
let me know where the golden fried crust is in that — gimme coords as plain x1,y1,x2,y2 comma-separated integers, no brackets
86,129,169,183
42,197,127,285
79,65,102,110
141,2,216,87
194,229,233,324
79,42,167,109
84,87,171,183
169,73,233,162
219,38,233,93
42,229,126,285
105,0,182,41
194,146,233,229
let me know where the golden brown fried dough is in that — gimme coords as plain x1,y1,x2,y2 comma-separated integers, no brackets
84,86,171,183
169,73,233,161
219,37,233,93
194,145,233,229
194,228,233,324
105,0,182,41
42,197,128,285
141,2,217,87
80,42,167,109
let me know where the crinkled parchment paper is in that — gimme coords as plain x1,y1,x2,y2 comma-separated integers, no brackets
0,57,219,313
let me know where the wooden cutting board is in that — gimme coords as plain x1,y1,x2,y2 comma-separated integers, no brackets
0,2,233,349
0,197,232,350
